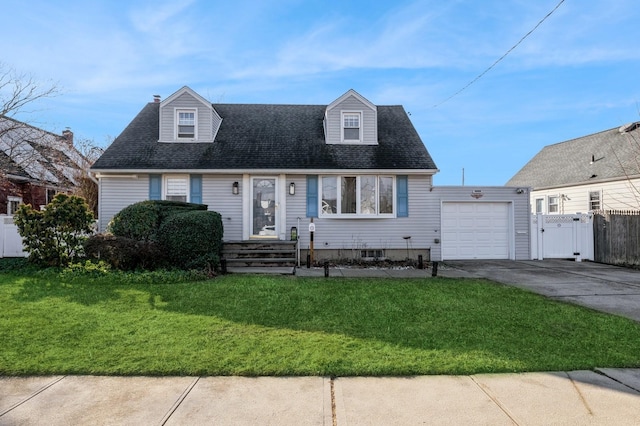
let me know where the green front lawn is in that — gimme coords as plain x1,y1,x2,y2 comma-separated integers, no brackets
2,262,640,376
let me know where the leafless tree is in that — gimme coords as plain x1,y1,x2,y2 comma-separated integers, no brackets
0,63,69,212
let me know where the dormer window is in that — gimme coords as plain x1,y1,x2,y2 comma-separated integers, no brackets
342,112,361,142
176,109,196,139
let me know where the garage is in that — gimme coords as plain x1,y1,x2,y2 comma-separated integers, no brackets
441,202,511,260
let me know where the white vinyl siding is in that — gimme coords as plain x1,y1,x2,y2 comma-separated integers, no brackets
528,178,640,214
200,174,244,241
97,176,149,232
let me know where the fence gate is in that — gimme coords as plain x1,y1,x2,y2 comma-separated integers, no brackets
531,214,594,261
0,216,27,258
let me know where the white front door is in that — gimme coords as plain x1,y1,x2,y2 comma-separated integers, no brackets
251,177,278,238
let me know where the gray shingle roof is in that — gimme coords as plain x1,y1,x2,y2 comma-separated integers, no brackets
91,102,437,171
507,123,640,189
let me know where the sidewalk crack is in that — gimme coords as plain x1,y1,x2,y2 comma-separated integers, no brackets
567,373,594,416
158,376,200,426
470,376,521,425
330,376,337,426
0,375,66,418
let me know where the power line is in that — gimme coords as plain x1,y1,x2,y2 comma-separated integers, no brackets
433,0,565,108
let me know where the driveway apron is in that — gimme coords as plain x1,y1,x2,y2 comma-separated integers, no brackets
443,259,640,322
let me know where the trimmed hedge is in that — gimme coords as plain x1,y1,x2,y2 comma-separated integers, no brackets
105,200,222,272
157,210,223,271
108,200,207,242
84,234,166,270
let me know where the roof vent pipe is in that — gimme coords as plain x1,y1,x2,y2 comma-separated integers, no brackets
153,95,161,103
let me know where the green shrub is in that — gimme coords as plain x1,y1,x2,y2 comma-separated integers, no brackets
157,210,223,271
108,200,207,242
14,194,94,267
84,234,166,270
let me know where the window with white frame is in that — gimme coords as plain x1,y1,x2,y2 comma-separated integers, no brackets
548,195,559,213
7,196,22,215
535,198,543,214
321,175,394,217
164,175,189,202
589,191,601,211
176,109,196,139
342,112,361,142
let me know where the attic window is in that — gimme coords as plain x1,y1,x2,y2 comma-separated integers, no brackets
342,112,361,142
177,109,196,139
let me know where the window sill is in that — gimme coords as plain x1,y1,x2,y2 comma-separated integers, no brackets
319,214,396,219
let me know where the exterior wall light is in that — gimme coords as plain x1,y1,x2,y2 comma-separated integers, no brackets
289,182,295,195
232,181,239,195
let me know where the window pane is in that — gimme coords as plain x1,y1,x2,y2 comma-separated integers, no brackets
379,177,393,214
343,114,359,127
548,196,558,213
535,198,543,214
178,112,195,125
360,176,376,214
344,128,359,140
341,177,356,214
178,111,195,137
343,113,360,140
166,177,187,201
589,192,600,210
321,177,337,214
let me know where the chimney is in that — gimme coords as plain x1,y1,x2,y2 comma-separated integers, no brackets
153,95,161,103
62,129,74,146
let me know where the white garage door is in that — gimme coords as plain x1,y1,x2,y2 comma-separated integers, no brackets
442,202,511,260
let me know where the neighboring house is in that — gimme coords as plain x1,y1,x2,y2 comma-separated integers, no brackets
92,86,531,261
507,122,640,214
0,116,86,214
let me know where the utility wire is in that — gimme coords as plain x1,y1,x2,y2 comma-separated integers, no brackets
433,0,565,108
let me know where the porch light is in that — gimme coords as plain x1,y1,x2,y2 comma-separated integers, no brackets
289,182,295,195
232,181,239,195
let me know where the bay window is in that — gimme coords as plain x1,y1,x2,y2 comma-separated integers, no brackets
321,175,394,217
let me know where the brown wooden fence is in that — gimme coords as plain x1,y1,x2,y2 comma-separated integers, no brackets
593,210,640,266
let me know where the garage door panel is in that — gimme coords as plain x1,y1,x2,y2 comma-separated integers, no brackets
442,202,511,260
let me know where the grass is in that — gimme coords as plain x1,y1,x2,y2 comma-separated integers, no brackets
2,259,640,376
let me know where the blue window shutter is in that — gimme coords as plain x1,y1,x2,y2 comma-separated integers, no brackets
190,174,202,204
306,175,318,218
149,174,162,200
397,175,408,217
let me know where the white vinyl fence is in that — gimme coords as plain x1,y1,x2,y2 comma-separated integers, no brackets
531,213,594,261
0,216,27,258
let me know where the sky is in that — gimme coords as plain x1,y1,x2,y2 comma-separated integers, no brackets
1,0,639,186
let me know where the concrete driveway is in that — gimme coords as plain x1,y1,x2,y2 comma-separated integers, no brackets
442,259,640,322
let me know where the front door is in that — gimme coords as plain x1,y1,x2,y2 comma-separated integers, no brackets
251,177,278,238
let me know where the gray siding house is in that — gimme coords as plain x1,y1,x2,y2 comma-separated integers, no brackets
92,86,530,261
508,122,640,214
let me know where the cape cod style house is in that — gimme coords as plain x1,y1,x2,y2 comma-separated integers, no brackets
508,122,640,214
92,86,531,262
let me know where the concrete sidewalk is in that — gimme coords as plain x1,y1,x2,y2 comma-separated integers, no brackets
2,369,640,425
